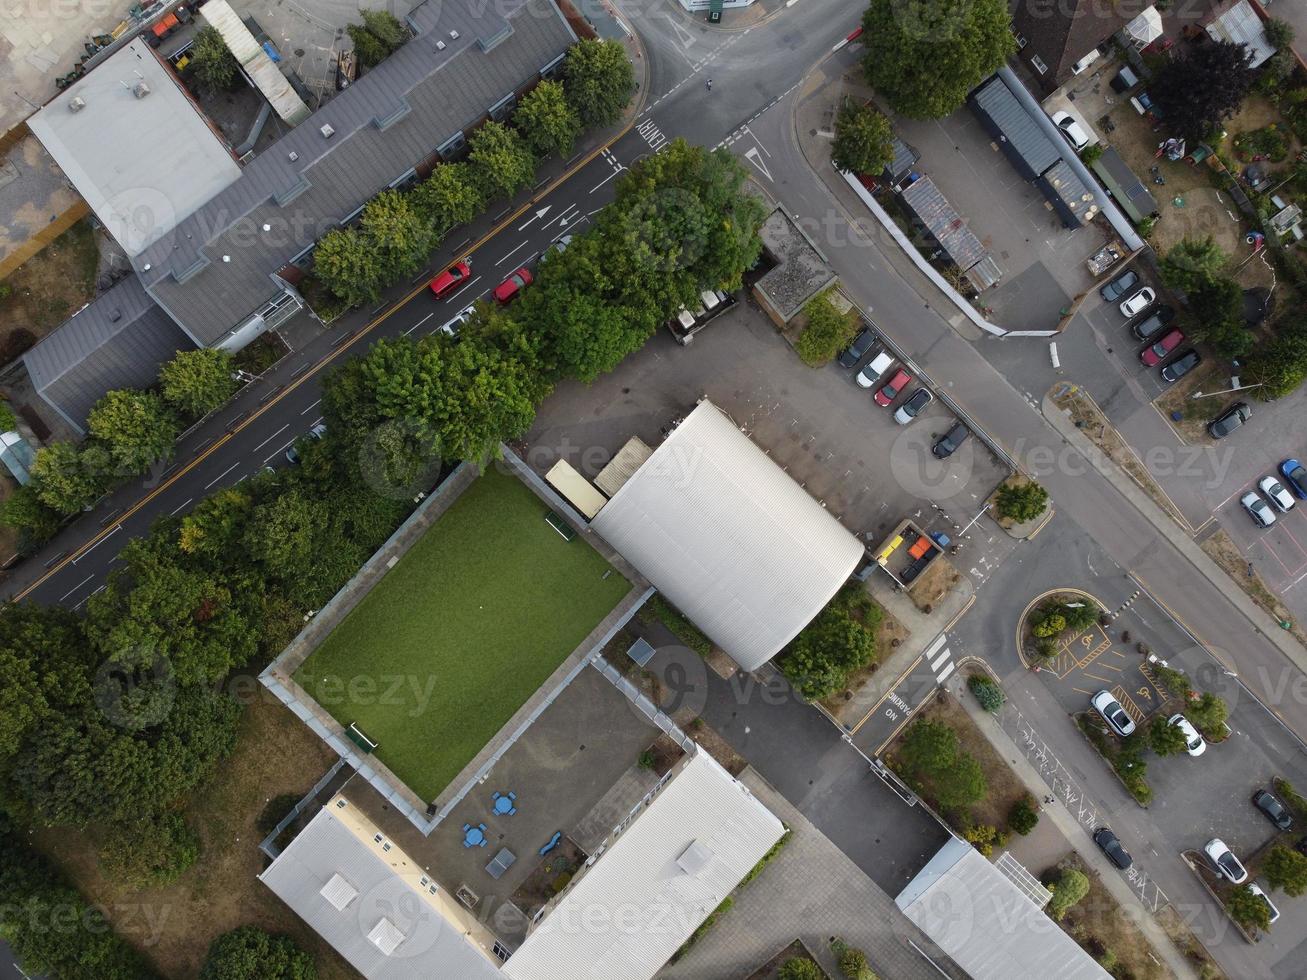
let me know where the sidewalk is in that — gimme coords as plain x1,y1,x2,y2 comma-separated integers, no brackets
944,669,1200,980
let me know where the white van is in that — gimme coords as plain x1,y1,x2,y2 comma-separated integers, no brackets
855,350,895,389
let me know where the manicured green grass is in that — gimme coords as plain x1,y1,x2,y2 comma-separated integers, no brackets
295,467,628,799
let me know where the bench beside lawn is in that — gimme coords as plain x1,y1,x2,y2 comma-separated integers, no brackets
295,467,629,800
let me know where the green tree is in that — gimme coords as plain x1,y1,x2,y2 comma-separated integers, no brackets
201,926,317,980
468,121,536,201
1228,883,1273,931
0,484,61,548
996,480,1048,522
1154,664,1192,698
359,9,406,50
1008,796,1039,835
29,441,104,513
860,0,1015,119
831,99,895,175
410,163,485,240
1264,844,1307,896
190,26,239,93
360,189,435,283
777,588,879,700
778,959,823,980
1248,322,1307,399
1187,275,1251,359
86,389,178,476
243,489,329,584
968,674,1004,713
159,348,238,418
347,23,388,68
899,719,959,775
563,38,635,128
1188,691,1229,739
0,399,16,432
1152,40,1255,142
796,291,859,366
1032,613,1065,638
99,811,200,889
1160,236,1229,294
1266,17,1295,50
833,942,878,980
935,754,987,811
0,604,89,766
515,79,581,158
1048,868,1089,920
314,227,385,307
1147,715,1189,757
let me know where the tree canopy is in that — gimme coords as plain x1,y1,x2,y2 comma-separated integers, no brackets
1159,236,1229,295
1152,41,1255,142
563,39,636,128
159,348,239,419
514,79,581,158
201,926,317,980
831,99,895,176
86,389,178,477
468,121,536,201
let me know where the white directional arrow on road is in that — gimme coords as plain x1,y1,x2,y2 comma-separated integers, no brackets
744,147,772,182
517,205,551,231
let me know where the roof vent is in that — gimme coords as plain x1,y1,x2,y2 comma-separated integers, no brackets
320,123,335,139
133,80,151,99
676,840,714,877
108,309,122,323
435,39,446,50
68,96,86,113
449,29,459,39
288,150,299,162
142,263,151,271
222,255,231,263
262,223,271,232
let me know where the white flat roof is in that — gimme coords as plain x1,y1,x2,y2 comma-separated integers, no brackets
503,749,785,980
28,38,240,255
590,399,864,670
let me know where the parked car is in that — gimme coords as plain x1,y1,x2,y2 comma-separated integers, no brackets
1241,491,1277,528
1100,269,1139,302
1140,328,1184,367
1052,110,1090,150
838,327,877,369
1160,350,1201,383
494,266,532,304
1130,304,1175,341
1281,459,1307,499
1120,287,1156,318
1091,690,1136,737
1167,714,1205,756
544,233,573,260
438,304,475,339
286,422,327,464
856,350,895,388
1260,475,1296,513
1253,789,1294,831
1207,402,1251,439
429,260,471,298
875,369,912,407
1248,882,1280,925
1204,838,1248,884
1093,827,1134,870
894,388,933,425
932,421,970,459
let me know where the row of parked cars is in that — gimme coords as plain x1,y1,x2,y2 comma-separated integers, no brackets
837,325,970,456
1240,460,1307,528
1102,270,1204,384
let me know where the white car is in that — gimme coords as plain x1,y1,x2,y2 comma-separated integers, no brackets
1260,475,1296,513
1248,882,1280,925
438,304,476,339
1091,690,1136,737
1167,713,1206,757
855,350,895,389
1205,839,1248,884
893,388,933,425
1119,287,1156,317
1052,110,1091,150
1241,491,1277,528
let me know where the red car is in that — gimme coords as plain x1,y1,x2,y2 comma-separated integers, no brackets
429,261,471,298
494,266,533,304
1140,328,1184,367
875,369,912,407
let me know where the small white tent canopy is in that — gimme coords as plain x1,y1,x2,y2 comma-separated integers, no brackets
1124,7,1163,46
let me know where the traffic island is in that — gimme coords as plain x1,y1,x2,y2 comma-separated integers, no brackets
1182,850,1261,945
1016,588,1107,670
988,473,1052,540
1074,711,1153,807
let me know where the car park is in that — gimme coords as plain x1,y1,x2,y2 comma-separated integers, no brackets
893,388,933,425
1160,350,1201,383
1248,882,1280,925
1120,287,1156,318
438,305,475,339
1052,111,1090,150
429,260,471,298
838,328,877,369
1241,491,1277,529
1260,475,1296,513
1167,714,1205,756
1281,459,1307,499
1091,690,1136,737
856,350,895,388
1204,838,1248,883
932,422,970,459
1208,402,1251,439
286,422,327,464
875,369,912,407
1130,305,1175,342
1100,269,1139,302
1253,789,1294,831
1140,328,1183,367
1093,827,1133,869
494,267,533,304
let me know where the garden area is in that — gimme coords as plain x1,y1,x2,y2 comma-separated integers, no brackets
777,582,883,702
0,217,100,368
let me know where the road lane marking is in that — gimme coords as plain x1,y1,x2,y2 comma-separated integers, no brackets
59,574,95,603
405,312,435,337
264,439,296,465
495,240,531,266
203,462,241,490
444,275,482,303
300,398,321,415
252,424,290,453
544,204,578,229
73,525,120,563
169,497,194,516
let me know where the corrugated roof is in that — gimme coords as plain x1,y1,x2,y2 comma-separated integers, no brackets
970,76,1062,181
27,38,241,256
502,750,785,980
1206,0,1274,68
964,254,1003,292
900,177,987,272
897,840,1112,980
23,275,197,433
888,136,919,181
590,399,864,671
200,0,311,123
136,0,576,347
595,436,653,496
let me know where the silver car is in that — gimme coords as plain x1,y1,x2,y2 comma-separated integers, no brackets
1091,690,1136,737
1241,491,1277,529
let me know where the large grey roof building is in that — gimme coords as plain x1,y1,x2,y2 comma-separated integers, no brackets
590,399,865,671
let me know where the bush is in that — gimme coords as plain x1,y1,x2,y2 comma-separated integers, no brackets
968,674,1004,713
1035,637,1057,659
1264,844,1307,896
831,939,878,980
996,480,1048,522
99,811,200,889
0,399,16,432
0,326,37,366
638,749,655,769
1153,664,1191,698
201,925,317,980
796,291,859,366
1080,143,1104,165
1228,883,1272,931
1059,601,1099,633
1032,614,1066,638
1147,715,1190,757
1008,796,1039,836
1187,691,1229,739
1274,777,1307,819
1048,868,1090,920
964,823,1006,856
779,958,824,980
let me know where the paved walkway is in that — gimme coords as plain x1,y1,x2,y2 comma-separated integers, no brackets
659,766,963,980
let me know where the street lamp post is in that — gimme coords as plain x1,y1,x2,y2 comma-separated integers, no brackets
1190,381,1263,400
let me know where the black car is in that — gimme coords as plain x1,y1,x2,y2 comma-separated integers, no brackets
1254,789,1294,831
1093,827,1133,870
837,328,877,369
1160,350,1201,383
1131,305,1176,342
1208,402,1252,439
1100,269,1139,302
932,421,970,459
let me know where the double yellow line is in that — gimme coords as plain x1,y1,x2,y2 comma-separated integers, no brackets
14,122,637,603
